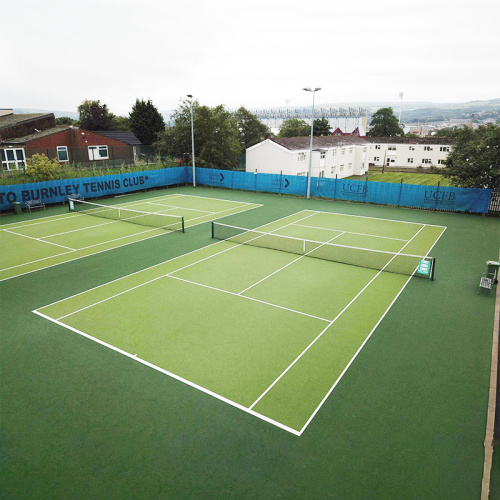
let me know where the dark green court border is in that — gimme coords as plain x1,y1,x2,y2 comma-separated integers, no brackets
1,185,499,499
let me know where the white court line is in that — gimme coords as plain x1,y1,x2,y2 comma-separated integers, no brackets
298,223,447,435
3,229,76,250
238,232,346,296
145,201,216,214
308,208,447,229
32,310,301,436
33,210,313,309
0,212,81,229
39,220,118,238
52,211,320,321
291,223,409,242
248,224,427,411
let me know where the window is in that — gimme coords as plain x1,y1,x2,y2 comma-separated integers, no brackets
297,153,306,162
88,145,109,160
408,158,414,163
331,166,336,174
319,171,324,177
375,145,381,150
374,156,380,162
440,146,450,152
1,148,25,170
409,146,415,151
438,159,445,165
348,147,353,154
332,149,337,157
387,158,395,164
320,151,326,159
341,148,345,156
422,158,432,164
424,146,433,151
388,146,396,151
348,163,352,170
340,164,344,172
57,146,69,162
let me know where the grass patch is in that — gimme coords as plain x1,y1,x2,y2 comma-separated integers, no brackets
347,171,453,186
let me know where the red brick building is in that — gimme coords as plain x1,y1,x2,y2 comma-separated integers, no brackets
0,110,141,170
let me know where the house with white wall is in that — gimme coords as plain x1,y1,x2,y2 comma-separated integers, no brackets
364,137,456,169
246,136,369,179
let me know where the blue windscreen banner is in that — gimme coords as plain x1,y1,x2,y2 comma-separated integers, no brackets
0,167,187,211
1,166,492,214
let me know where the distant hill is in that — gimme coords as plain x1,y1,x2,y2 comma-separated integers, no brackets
13,108,79,119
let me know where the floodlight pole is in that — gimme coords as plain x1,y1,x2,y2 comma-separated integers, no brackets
303,87,321,199
398,91,404,124
187,95,196,187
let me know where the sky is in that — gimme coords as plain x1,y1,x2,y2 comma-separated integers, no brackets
3,0,500,115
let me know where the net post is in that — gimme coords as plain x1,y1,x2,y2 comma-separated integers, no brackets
181,217,185,233
211,221,214,239
430,257,436,281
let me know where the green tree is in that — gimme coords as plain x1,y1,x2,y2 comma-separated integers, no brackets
443,123,500,189
434,126,461,138
78,99,115,130
55,116,78,126
313,117,331,136
26,153,62,182
367,107,404,137
234,107,270,151
278,118,310,137
112,116,131,131
129,99,165,145
154,100,241,169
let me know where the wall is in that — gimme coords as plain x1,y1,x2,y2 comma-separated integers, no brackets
367,142,452,168
1,115,56,141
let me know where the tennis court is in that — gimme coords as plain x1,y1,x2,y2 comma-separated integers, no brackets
0,193,261,281
34,209,446,435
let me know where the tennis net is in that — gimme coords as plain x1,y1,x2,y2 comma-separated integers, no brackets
69,198,185,232
212,222,435,279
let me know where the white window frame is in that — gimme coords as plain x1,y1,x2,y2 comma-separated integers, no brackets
424,146,433,151
332,149,337,157
422,158,432,164
375,145,381,150
88,145,109,161
297,153,306,162
438,159,445,165
348,147,353,154
1,148,26,170
320,151,326,159
440,146,450,152
57,146,69,162
331,165,336,174
408,158,414,163
340,164,344,172
374,156,380,162
341,148,345,156
409,146,415,151
348,163,352,170
388,146,396,151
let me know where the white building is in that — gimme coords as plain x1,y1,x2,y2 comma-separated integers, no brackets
364,137,456,169
246,136,456,177
246,136,369,179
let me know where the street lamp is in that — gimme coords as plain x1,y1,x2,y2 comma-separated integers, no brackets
303,87,321,199
187,94,196,187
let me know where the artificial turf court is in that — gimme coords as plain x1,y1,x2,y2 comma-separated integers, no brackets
34,209,445,435
0,193,261,281
1,185,499,499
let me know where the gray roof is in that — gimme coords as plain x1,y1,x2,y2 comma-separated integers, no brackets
271,136,367,151
0,112,53,130
364,136,456,144
1,126,71,144
92,130,142,145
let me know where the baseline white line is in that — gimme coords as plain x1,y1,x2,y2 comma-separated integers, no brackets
34,210,313,309
32,310,301,436
3,229,76,250
307,208,447,229
0,212,81,229
298,224,446,435
144,201,216,214
248,224,427,411
291,223,409,242
237,232,346,296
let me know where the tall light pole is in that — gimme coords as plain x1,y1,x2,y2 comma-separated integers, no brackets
398,92,404,125
303,87,321,199
187,94,196,187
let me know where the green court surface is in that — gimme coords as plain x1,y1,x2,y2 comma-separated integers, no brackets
34,209,445,434
1,185,499,499
0,193,260,281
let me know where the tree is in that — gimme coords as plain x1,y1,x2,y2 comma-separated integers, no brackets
234,107,270,151
443,123,500,189
78,100,115,130
278,118,310,137
26,153,62,182
367,107,404,137
434,126,461,138
129,99,165,145
112,116,131,131
154,100,241,169
313,117,331,136
55,116,78,126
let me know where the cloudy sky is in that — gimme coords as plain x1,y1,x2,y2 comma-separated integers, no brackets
3,0,499,115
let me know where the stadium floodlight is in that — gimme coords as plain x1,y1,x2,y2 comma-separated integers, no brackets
187,95,196,187
303,87,321,199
